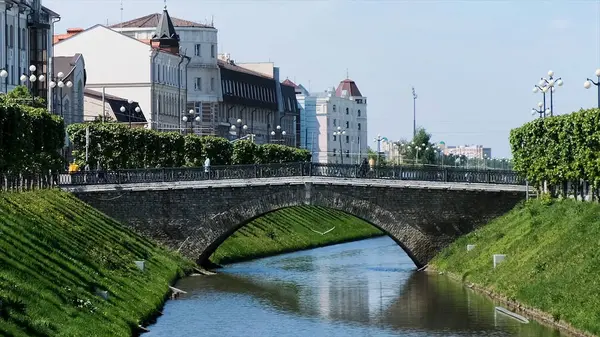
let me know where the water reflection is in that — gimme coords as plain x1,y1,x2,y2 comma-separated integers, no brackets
149,237,566,337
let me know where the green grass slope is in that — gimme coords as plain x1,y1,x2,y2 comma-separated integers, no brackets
430,199,600,335
210,206,384,265
0,190,193,337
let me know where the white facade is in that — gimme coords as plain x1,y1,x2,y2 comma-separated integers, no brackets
53,25,188,131
114,24,220,134
297,84,368,164
0,0,59,104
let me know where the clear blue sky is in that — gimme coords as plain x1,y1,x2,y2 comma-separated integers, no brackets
47,0,600,158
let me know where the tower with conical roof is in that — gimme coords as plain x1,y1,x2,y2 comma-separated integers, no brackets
150,6,180,54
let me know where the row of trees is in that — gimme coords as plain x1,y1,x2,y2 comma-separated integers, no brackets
67,122,311,170
0,87,65,174
510,107,600,192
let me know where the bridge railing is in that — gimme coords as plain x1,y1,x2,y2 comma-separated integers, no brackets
56,162,524,186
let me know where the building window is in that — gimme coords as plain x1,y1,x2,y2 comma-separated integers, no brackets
346,107,349,115
194,44,201,56
195,77,202,91
333,105,336,112
210,77,215,92
333,148,336,156
333,119,336,126
9,25,14,48
358,123,361,130
333,135,336,141
346,150,350,158
346,135,349,143
346,121,349,128
211,44,215,58
358,109,361,117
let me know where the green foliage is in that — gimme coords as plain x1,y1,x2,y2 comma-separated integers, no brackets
0,190,193,336
67,122,309,169
400,127,437,164
0,85,46,108
430,199,600,335
210,206,384,265
0,99,64,173
510,108,600,188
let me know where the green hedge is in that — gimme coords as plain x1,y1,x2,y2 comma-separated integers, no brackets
0,100,64,173
67,122,311,169
510,107,600,189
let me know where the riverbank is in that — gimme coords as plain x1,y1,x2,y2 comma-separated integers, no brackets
209,206,384,265
0,190,194,337
429,199,600,337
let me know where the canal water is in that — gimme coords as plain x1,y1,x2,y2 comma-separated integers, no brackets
147,236,564,337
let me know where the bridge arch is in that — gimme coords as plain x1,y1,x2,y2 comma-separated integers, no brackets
69,179,526,270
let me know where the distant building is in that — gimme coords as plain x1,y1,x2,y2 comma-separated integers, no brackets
215,55,299,146
293,78,368,164
442,144,492,159
83,89,146,127
0,0,59,108
52,54,86,128
110,11,219,135
53,8,190,131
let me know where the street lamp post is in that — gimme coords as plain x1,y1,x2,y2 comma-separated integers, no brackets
584,68,600,108
20,65,43,101
530,101,549,119
333,126,346,164
412,87,418,137
119,99,136,127
230,118,247,139
374,134,384,167
182,109,201,135
49,72,73,116
270,125,287,144
0,69,7,93
541,70,563,116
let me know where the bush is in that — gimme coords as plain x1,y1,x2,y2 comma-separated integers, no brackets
67,122,311,169
0,100,64,173
510,108,600,188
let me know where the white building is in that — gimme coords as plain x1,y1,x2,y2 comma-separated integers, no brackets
53,10,189,131
294,78,368,164
0,0,59,107
110,10,219,135
442,143,492,159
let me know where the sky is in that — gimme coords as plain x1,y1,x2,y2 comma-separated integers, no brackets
46,0,600,158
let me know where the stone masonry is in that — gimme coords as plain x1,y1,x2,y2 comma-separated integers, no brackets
64,177,529,268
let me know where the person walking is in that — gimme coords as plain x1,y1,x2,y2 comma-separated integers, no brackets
204,157,211,179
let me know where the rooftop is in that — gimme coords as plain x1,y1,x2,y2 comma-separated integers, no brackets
335,78,363,98
110,13,215,29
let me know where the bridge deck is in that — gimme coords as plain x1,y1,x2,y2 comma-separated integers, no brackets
61,176,531,193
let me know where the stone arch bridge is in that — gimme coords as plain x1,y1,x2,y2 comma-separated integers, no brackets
64,175,527,269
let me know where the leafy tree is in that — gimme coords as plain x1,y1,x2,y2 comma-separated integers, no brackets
0,85,46,108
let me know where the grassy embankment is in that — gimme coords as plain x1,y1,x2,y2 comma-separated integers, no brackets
210,206,384,265
430,199,600,336
0,190,194,337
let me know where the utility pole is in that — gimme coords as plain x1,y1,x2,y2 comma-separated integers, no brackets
412,87,418,137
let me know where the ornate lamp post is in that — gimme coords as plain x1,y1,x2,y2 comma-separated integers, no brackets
530,101,550,119
182,109,201,134
0,69,7,93
540,70,563,116
333,126,346,164
20,65,44,101
119,99,140,127
49,72,73,116
270,125,286,143
230,118,248,139
583,68,600,108
374,134,384,167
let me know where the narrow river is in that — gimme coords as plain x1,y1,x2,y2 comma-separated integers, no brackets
147,236,564,337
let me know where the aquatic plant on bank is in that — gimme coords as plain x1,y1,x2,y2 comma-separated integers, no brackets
430,199,600,336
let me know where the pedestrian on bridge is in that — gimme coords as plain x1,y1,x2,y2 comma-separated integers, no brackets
204,157,211,179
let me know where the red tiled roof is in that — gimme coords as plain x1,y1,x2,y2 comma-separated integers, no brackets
217,60,272,79
335,78,362,98
110,13,214,29
282,79,297,88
